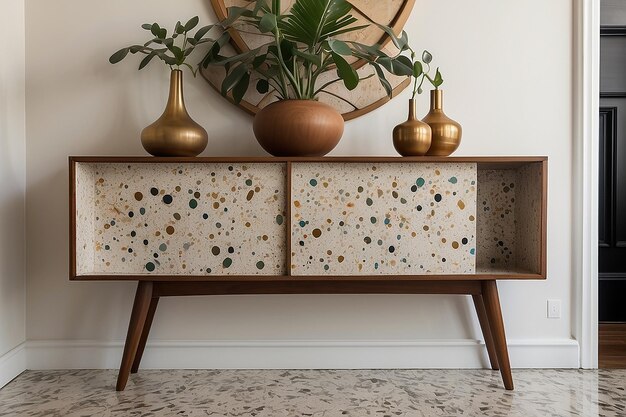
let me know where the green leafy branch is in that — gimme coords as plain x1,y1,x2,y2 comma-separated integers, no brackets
109,16,217,77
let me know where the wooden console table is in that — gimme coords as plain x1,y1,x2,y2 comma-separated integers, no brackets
69,156,547,391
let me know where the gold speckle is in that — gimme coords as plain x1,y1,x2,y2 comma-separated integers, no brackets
166,226,175,235
469,215,475,221
458,200,466,210
338,256,344,263
294,200,301,208
452,241,459,249
312,229,322,238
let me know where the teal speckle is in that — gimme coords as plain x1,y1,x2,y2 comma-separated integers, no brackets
471,180,476,185
139,208,146,215
245,179,253,186
104,245,110,250
370,216,377,224
309,179,318,187
470,248,475,255
159,243,167,251
223,257,233,268
416,177,425,187
366,198,373,206
449,176,458,184
299,220,306,227
276,215,284,225
324,264,330,271
400,198,407,204
384,218,391,225
256,261,265,270
189,199,198,209
145,262,155,272
374,262,379,270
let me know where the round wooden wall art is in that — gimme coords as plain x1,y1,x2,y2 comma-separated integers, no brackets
201,0,415,121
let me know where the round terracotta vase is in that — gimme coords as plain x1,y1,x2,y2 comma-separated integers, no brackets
253,100,344,157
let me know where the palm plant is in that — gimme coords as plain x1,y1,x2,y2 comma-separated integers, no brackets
202,0,422,108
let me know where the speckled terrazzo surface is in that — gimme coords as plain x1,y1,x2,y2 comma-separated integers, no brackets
291,163,477,275
76,163,287,275
1,369,624,416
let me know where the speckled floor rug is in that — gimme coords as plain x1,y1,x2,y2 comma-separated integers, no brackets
0,369,624,416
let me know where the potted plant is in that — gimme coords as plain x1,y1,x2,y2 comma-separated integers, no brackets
417,58,462,157
109,17,217,157
392,50,439,156
202,0,421,156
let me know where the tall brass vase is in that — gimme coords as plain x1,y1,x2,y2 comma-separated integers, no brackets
141,70,208,157
423,90,462,156
393,99,432,156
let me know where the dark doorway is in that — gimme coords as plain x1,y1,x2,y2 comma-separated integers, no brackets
599,0,626,368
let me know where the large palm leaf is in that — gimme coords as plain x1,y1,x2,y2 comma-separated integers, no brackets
280,0,363,48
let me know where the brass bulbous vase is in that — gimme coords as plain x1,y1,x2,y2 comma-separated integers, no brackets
141,70,208,157
423,90,462,156
393,99,432,156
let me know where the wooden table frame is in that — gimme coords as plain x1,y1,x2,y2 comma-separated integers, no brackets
69,156,548,392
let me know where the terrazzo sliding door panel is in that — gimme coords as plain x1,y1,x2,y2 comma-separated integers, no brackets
290,163,478,275
74,162,287,276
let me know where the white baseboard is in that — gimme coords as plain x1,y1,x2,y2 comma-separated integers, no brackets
25,338,580,370
0,343,26,388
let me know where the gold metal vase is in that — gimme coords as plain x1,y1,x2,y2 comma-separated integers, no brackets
141,69,208,157
393,99,432,156
423,90,462,156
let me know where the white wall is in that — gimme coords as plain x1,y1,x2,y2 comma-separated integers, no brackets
24,0,577,366
0,0,27,384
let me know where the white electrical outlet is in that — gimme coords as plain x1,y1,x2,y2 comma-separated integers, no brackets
547,299,561,319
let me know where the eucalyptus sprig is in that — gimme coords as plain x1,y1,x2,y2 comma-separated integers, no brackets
109,16,217,77
407,50,443,99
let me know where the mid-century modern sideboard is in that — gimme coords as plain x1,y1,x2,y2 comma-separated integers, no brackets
69,156,547,391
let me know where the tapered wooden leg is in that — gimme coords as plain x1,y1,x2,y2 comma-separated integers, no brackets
481,280,514,390
116,281,153,391
472,294,499,370
131,296,159,374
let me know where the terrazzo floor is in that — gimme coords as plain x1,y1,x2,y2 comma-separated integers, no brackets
1,369,624,416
